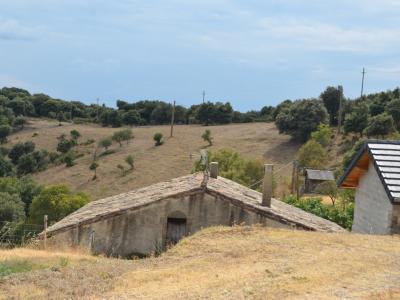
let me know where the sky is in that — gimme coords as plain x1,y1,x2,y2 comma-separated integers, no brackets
0,0,399,111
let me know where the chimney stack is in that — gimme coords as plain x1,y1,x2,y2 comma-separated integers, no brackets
262,164,273,207
210,162,219,178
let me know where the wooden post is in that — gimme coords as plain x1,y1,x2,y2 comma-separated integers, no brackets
296,166,300,200
170,100,175,137
262,164,273,207
210,162,219,178
43,215,48,250
291,161,297,194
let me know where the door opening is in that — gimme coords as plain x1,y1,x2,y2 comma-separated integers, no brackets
166,217,187,245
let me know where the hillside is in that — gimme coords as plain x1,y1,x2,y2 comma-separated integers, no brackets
7,119,300,200
0,226,399,299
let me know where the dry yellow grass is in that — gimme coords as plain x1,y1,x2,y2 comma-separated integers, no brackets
8,119,299,200
1,227,399,299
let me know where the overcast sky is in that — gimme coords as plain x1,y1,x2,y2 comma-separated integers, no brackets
0,0,399,111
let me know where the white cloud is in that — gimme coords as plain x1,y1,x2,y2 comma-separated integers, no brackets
0,19,42,41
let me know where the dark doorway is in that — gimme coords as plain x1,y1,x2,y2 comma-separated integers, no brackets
166,218,187,245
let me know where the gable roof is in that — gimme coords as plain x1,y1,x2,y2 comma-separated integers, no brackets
306,169,335,181
338,140,400,203
46,173,345,236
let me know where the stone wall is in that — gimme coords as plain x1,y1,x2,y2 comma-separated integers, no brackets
391,204,400,234
48,191,289,257
352,161,393,234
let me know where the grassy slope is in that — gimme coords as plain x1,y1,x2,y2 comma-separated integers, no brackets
0,227,399,299
8,119,300,200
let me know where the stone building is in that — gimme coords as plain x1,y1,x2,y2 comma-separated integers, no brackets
45,165,344,257
338,140,400,235
304,169,335,193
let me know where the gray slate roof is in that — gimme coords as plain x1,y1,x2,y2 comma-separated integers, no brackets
338,140,400,203
46,173,345,236
306,169,335,181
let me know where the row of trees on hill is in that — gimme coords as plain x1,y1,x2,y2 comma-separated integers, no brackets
274,86,400,142
0,87,275,133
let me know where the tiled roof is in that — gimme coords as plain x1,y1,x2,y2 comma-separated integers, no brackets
46,173,345,236
306,169,335,181
338,140,400,203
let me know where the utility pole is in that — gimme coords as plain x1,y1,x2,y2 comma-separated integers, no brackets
170,100,176,137
337,85,343,135
43,215,48,250
202,90,205,103
291,161,297,194
96,98,100,121
361,68,366,98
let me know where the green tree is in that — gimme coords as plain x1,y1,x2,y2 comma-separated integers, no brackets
70,129,81,145
0,192,25,223
63,151,75,167
320,86,343,125
275,99,328,142
298,140,328,169
112,129,133,147
29,185,89,225
386,98,400,129
0,155,14,177
314,181,338,206
9,141,35,164
122,110,141,126
99,137,112,151
364,113,396,138
89,162,99,180
125,155,134,170
0,125,11,144
201,129,213,146
344,103,369,136
13,116,27,130
153,132,164,146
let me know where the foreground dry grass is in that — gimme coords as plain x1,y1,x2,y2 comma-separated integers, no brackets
7,119,299,200
1,227,400,299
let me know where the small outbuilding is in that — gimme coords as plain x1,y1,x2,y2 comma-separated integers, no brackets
304,169,335,193
45,167,344,257
338,140,400,235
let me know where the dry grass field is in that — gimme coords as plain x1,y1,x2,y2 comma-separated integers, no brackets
0,226,400,299
7,119,300,200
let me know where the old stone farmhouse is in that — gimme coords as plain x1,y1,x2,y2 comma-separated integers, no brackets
46,165,343,257
339,140,400,235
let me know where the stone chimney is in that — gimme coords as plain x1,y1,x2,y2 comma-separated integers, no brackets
262,164,273,207
210,162,219,178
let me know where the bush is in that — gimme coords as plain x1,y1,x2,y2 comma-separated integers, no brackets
153,133,164,146
63,151,75,167
201,129,213,146
112,129,133,147
99,137,112,151
0,192,25,223
297,140,328,169
70,129,81,144
310,124,332,147
89,162,99,180
364,113,396,138
283,195,353,230
125,155,134,169
29,185,89,224
0,155,14,177
13,116,27,130
193,149,264,189
57,137,73,154
9,141,35,164
344,103,369,136
0,125,11,144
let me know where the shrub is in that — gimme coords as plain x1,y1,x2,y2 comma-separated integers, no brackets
57,138,73,154
0,125,11,144
0,192,25,223
0,155,14,177
282,195,353,230
364,113,396,138
29,185,89,224
9,141,35,164
13,116,27,130
310,124,332,147
99,137,112,151
89,162,99,180
112,129,133,147
201,129,213,146
70,130,81,145
63,151,75,167
117,164,126,176
193,149,264,189
153,133,163,146
125,155,134,169
344,103,369,136
297,140,328,169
